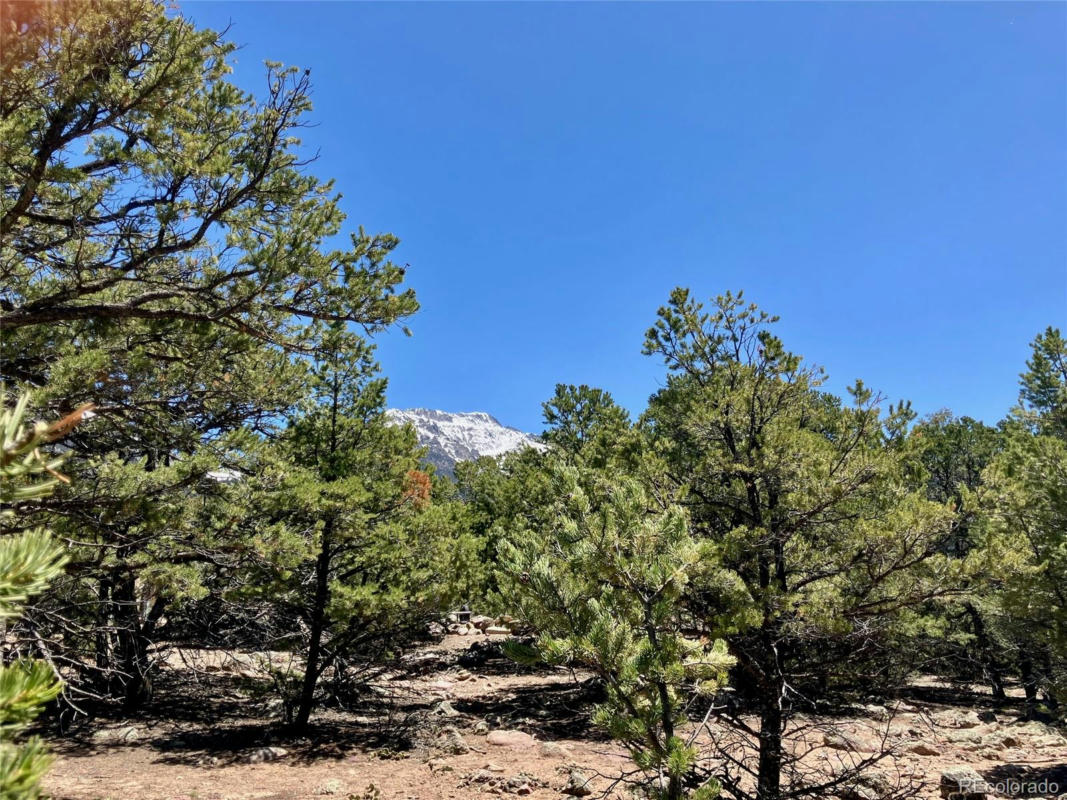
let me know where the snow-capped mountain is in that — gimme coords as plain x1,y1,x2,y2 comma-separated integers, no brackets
386,408,545,476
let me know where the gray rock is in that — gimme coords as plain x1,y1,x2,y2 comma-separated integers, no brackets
247,746,288,763
434,700,460,718
562,769,593,797
91,725,141,745
939,767,987,799
315,779,345,796
539,741,571,758
438,725,470,755
822,731,877,753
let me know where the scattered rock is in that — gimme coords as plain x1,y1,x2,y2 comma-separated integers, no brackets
539,741,572,758
936,710,982,729
91,725,141,745
909,742,941,756
464,770,545,795
434,700,460,718
562,769,593,797
822,731,876,753
427,758,452,774
473,720,490,735
860,704,890,722
247,746,288,763
837,787,878,800
487,729,536,748
979,731,1021,750
315,779,345,796
438,726,470,755
939,767,987,799
485,762,506,773
485,626,511,636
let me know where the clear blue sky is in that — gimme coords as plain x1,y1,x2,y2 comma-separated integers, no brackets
185,1,1066,434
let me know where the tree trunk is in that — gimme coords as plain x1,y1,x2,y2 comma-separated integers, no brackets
1019,655,1040,718
757,690,784,800
113,573,165,710
964,603,1006,701
293,520,332,731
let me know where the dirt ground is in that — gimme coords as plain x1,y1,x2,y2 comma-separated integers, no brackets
42,634,1067,800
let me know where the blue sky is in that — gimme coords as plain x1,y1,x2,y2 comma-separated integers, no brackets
185,1,1065,434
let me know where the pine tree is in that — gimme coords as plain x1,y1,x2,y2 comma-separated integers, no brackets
257,329,468,730
501,464,734,800
1,0,418,707
642,290,962,800
0,392,91,798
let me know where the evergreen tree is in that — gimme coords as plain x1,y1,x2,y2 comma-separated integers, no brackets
501,464,734,800
0,0,417,707
971,326,1067,714
908,413,1006,697
0,392,91,798
542,384,632,464
262,329,468,730
642,290,962,800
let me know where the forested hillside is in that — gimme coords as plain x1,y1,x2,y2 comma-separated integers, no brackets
0,3,1063,800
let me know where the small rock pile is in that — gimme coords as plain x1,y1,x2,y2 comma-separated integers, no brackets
439,612,517,637
463,769,546,795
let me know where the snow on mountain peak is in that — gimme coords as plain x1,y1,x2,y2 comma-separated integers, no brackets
386,408,545,475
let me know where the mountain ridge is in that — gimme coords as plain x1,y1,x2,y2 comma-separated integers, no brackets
386,408,545,476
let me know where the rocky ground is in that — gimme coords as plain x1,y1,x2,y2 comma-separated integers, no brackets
42,631,1067,800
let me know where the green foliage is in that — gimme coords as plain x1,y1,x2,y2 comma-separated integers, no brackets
542,383,633,465
501,464,733,800
253,329,469,728
0,392,85,799
1018,327,1067,439
1,0,418,707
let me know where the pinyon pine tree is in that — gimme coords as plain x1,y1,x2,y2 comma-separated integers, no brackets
0,392,91,798
502,464,735,800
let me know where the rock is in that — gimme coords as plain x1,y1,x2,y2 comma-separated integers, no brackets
837,787,878,800
474,720,490,735
485,626,511,636
976,710,997,723
485,762,506,772
539,741,571,758
939,767,987,799
91,725,141,745
470,615,493,630
247,746,288,763
936,710,982,729
427,759,452,773
506,775,532,795
909,742,942,756
434,700,460,718
486,729,536,748
860,704,890,722
822,731,876,753
438,726,470,755
979,731,1021,750
562,769,593,797
946,729,985,746
315,779,345,796
428,622,446,636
